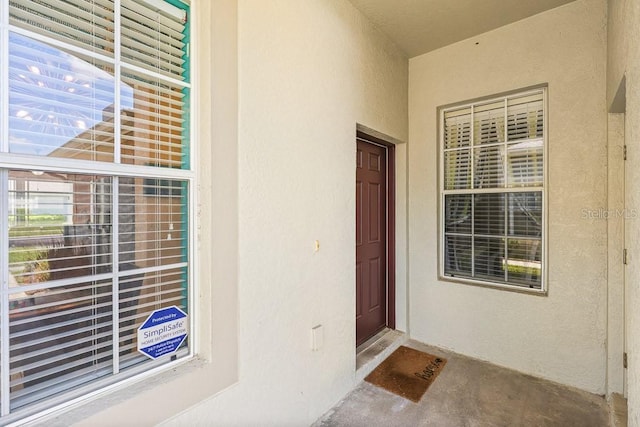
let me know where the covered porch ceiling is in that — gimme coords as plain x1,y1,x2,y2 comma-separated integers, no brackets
348,0,577,57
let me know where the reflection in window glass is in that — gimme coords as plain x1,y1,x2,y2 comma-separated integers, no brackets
121,71,189,169
0,0,191,420
6,170,189,411
9,281,114,410
8,33,121,159
8,172,113,285
119,178,188,269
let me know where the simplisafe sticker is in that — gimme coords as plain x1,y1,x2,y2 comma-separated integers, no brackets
137,306,188,360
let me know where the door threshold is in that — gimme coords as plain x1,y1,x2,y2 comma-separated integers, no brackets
355,329,406,383
356,328,391,354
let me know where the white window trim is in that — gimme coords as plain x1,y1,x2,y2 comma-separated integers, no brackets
0,0,240,424
438,85,549,295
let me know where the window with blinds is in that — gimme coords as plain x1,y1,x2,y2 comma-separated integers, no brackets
0,0,192,422
440,88,546,291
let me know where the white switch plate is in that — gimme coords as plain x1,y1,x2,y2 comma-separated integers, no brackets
311,324,323,351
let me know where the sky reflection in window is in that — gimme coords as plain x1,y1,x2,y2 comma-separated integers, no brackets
8,32,133,158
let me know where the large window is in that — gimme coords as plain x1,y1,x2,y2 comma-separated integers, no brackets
440,88,546,292
0,0,192,422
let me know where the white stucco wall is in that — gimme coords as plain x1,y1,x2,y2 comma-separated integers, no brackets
162,0,408,425
408,0,608,394
608,0,640,424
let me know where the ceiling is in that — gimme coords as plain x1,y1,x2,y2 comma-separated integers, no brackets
348,0,577,57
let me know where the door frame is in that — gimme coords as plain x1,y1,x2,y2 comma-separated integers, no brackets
607,76,626,398
356,130,396,332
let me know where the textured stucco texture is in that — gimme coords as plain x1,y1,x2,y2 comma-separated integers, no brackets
408,0,609,394
163,0,409,425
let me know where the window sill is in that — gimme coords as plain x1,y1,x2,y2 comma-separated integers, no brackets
23,356,237,427
439,275,548,296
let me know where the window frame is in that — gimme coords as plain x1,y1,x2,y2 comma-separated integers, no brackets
0,0,197,423
438,85,548,294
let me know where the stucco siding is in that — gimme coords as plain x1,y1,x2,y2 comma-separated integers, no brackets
408,0,608,393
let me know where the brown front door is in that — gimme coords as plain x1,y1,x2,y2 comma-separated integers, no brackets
356,139,387,346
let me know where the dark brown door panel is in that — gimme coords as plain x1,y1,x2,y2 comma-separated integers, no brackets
356,140,387,346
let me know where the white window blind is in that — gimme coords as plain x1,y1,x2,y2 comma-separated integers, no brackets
9,0,116,53
121,0,187,80
441,88,546,291
0,0,192,422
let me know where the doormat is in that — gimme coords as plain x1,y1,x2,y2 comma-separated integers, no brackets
365,346,447,403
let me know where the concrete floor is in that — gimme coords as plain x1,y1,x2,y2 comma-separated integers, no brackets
314,340,609,427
